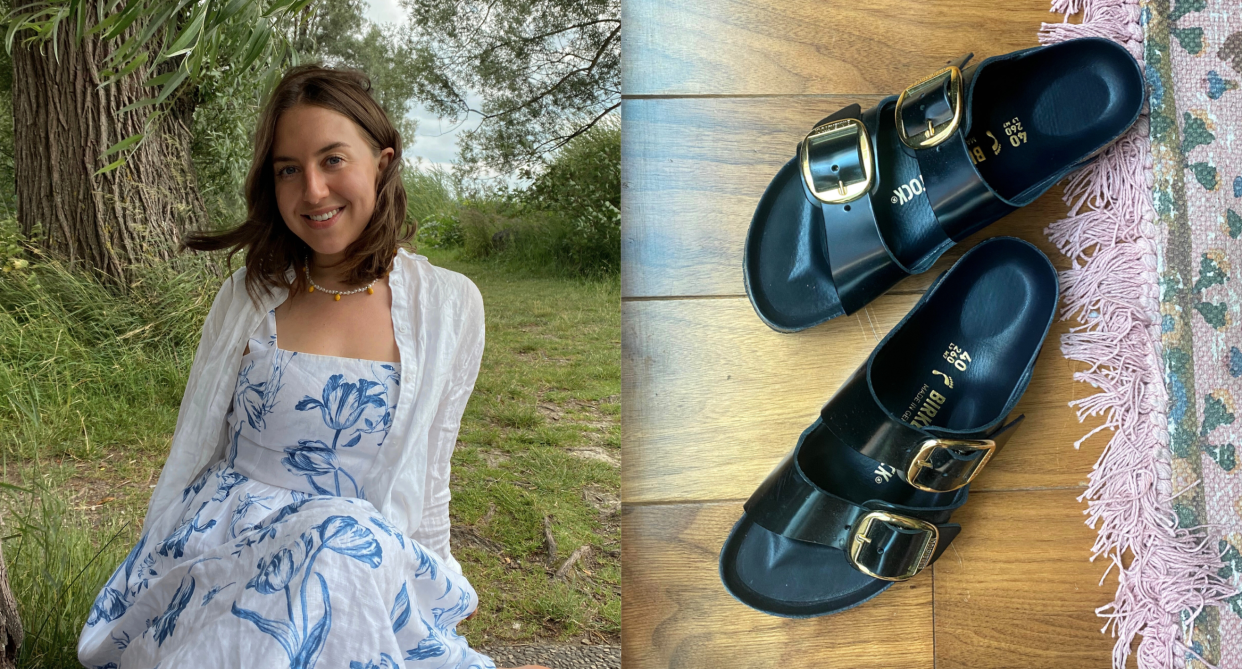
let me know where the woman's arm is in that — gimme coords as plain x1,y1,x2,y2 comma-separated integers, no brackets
142,268,244,525
411,276,486,572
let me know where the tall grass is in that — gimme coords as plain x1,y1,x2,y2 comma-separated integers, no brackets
0,245,219,465
2,484,132,669
0,226,221,667
404,161,459,226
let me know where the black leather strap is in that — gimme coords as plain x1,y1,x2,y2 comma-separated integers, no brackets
819,365,1024,491
800,104,912,315
896,53,974,143
897,53,1019,241
743,429,963,580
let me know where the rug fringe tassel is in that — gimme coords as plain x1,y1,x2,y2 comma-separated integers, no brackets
1038,3,1234,668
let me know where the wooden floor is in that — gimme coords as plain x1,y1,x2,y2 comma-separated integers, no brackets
620,1,1126,666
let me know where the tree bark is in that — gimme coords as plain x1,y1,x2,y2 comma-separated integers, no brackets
11,1,208,283
0,541,22,668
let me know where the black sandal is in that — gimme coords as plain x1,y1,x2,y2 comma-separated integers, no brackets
743,36,1141,332
721,237,1059,616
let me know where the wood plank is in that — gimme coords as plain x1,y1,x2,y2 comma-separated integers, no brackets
622,0,1054,96
622,294,1106,505
621,501,934,669
621,96,1073,299
933,488,1118,668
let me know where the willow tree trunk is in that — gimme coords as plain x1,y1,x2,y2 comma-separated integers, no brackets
11,4,208,283
0,541,21,668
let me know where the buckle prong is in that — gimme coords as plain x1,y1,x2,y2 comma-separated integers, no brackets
906,438,996,492
846,510,938,581
896,65,964,149
798,118,873,204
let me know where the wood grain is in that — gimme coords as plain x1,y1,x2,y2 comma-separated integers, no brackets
621,96,1074,299
622,294,1107,505
933,488,1119,669
621,0,1056,96
620,0,1117,664
620,493,1117,669
621,502,934,669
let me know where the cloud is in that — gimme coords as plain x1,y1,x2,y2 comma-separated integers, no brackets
365,0,481,168
363,0,405,27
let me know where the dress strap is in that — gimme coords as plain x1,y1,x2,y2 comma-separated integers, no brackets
248,308,278,350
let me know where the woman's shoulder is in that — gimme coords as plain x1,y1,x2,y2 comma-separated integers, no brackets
396,249,482,317
203,265,250,314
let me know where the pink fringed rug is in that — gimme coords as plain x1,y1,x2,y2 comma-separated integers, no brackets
1040,0,1242,667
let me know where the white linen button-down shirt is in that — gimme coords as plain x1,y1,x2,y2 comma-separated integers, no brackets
140,249,484,574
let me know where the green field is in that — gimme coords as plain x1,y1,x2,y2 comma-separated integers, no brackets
0,246,619,666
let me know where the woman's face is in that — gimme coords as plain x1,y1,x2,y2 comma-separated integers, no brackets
271,104,394,264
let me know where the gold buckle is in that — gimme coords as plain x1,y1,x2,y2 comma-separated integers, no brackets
846,510,938,581
895,66,964,149
798,118,873,204
906,438,996,493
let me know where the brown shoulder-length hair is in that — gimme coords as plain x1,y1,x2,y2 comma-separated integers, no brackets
181,63,413,307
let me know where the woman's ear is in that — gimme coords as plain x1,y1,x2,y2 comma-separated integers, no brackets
377,147,395,177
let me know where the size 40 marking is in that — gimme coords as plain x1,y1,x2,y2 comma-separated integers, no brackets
943,343,972,371
1003,117,1028,147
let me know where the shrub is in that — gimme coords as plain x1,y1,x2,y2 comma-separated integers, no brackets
406,163,468,250
457,201,525,260
519,120,620,276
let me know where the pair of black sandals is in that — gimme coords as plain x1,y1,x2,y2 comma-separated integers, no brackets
720,37,1145,617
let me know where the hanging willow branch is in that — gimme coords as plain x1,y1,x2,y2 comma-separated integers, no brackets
1,0,316,175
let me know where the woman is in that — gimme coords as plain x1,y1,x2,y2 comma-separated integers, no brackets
78,65,545,669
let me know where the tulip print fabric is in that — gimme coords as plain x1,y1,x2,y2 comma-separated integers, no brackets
78,309,494,669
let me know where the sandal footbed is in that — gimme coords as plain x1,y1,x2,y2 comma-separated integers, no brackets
723,238,1059,617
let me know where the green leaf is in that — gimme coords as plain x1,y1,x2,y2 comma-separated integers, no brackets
103,32,140,68
261,0,301,18
94,157,127,176
187,40,204,77
50,9,62,63
213,0,252,26
100,51,149,87
101,0,146,41
239,23,270,71
86,10,124,37
142,67,179,88
152,68,189,104
117,96,159,114
161,1,207,58
124,0,184,63
73,0,87,46
101,132,144,157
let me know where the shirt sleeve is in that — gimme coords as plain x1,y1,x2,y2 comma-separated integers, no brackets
143,268,242,529
411,275,485,575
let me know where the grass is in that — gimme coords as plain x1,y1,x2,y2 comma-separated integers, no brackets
0,242,619,667
425,247,620,646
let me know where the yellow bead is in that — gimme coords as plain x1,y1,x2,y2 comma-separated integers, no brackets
308,286,314,293
335,294,341,301
367,286,374,294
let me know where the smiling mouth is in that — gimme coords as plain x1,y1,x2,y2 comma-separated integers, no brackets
303,207,344,227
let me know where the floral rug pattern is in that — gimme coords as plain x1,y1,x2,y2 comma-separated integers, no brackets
1144,0,1242,664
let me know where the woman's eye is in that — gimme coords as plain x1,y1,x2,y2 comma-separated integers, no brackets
326,156,343,166
276,166,295,177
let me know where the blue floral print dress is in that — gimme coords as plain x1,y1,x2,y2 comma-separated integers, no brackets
78,309,495,669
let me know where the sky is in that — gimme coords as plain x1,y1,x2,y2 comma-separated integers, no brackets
363,0,478,172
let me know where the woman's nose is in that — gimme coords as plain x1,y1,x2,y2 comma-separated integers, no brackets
303,165,330,202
